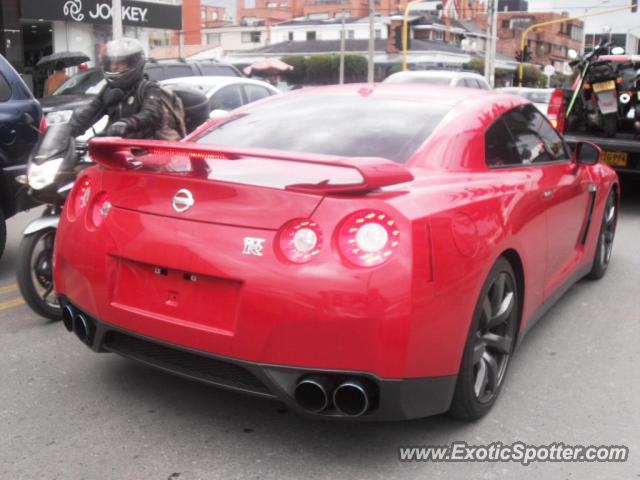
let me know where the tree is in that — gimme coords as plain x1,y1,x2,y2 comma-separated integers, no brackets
280,55,306,85
305,55,335,85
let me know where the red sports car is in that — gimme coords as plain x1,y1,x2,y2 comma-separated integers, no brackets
53,84,619,421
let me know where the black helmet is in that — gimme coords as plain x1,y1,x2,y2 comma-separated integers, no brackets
102,37,145,90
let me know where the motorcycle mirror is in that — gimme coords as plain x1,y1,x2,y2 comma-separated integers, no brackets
567,49,578,60
611,46,625,55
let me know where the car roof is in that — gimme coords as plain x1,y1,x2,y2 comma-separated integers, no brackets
161,76,278,90
280,82,493,107
390,70,484,79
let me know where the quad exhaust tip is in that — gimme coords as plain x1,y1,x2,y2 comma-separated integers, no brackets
73,313,91,343
294,377,332,413
62,305,75,332
333,380,371,417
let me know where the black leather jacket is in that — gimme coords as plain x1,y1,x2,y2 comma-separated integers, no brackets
69,80,164,139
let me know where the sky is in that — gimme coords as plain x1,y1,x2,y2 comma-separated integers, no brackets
527,0,639,33
201,0,640,34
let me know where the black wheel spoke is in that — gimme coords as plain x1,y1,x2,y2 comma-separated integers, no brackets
473,340,486,365
482,352,499,394
474,359,488,398
491,274,506,312
483,332,512,354
486,291,514,330
481,297,492,327
42,285,53,302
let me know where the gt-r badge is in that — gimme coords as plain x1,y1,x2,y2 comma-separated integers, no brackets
243,237,266,256
172,189,194,213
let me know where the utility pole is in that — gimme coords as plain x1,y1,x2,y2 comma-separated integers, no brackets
368,0,375,83
112,0,123,40
483,0,496,86
339,8,346,84
489,0,498,86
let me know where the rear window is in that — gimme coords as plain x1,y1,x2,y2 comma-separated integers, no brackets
53,69,103,96
196,95,448,163
522,90,552,104
386,73,452,85
0,71,11,101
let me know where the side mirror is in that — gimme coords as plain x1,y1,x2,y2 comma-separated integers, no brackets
22,112,35,126
611,46,625,55
209,109,228,119
573,141,601,165
567,49,578,60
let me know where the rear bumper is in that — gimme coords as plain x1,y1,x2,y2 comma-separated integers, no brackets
60,296,457,421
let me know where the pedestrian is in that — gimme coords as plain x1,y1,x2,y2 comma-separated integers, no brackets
44,61,69,96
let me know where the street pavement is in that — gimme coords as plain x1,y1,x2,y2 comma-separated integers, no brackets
1,180,639,480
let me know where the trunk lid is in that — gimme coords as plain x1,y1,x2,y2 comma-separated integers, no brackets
90,138,414,230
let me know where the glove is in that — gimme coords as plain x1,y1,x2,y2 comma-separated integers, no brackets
107,120,131,137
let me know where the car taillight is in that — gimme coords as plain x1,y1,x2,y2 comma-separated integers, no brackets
39,115,47,133
277,219,323,264
547,88,566,134
89,192,111,229
67,177,92,221
338,210,399,267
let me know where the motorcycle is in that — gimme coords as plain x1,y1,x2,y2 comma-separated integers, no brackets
16,109,102,320
569,41,626,137
16,85,210,320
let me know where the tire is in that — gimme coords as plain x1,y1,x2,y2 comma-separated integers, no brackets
587,189,617,280
16,228,62,320
603,115,617,137
449,257,519,421
0,210,6,261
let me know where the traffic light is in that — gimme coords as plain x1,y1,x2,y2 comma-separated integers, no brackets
632,0,638,13
523,46,531,62
515,50,522,62
393,26,410,51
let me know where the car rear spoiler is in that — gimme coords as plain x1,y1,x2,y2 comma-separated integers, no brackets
88,137,414,194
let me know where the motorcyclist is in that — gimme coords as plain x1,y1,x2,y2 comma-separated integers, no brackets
69,37,164,139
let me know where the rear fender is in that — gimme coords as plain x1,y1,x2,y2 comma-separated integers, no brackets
23,214,59,236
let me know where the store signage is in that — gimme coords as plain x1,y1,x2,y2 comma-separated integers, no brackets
20,0,182,30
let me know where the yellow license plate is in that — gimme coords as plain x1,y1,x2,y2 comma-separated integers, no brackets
593,80,616,93
602,151,628,167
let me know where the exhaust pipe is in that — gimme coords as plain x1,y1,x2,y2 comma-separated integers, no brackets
294,377,333,413
73,313,91,343
62,305,75,332
333,380,371,417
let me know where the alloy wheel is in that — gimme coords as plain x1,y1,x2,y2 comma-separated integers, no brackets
472,271,517,404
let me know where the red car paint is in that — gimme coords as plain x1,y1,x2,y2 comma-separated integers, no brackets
53,84,618,418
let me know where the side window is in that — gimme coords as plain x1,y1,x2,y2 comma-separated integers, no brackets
0,72,11,102
144,66,163,81
164,65,195,80
244,85,271,103
200,65,238,77
210,85,244,111
485,117,521,167
504,104,570,164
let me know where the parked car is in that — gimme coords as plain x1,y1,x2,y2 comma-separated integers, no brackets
496,87,554,117
160,76,280,115
384,70,491,89
53,84,618,421
40,60,243,116
0,54,44,259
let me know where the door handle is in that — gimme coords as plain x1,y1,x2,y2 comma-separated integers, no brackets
543,190,553,199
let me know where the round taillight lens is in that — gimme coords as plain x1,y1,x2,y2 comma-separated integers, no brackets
278,219,323,264
67,177,92,221
338,210,400,267
89,192,111,229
